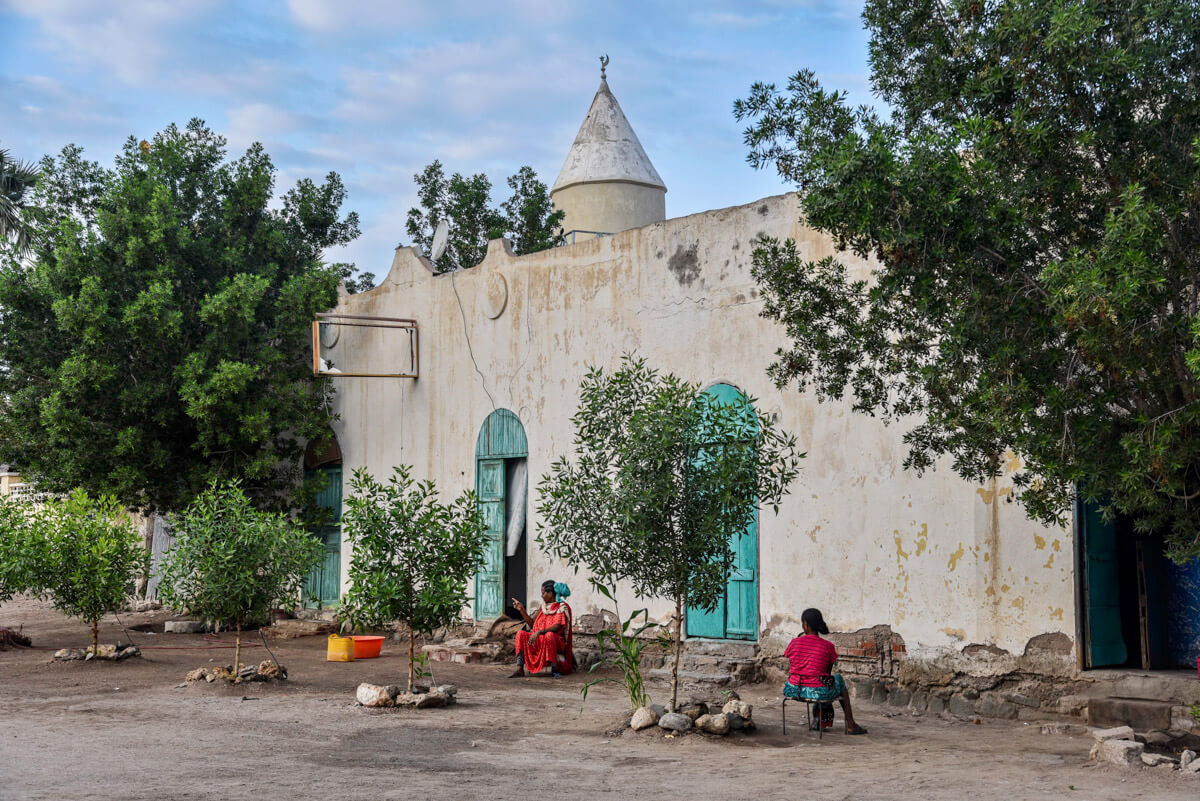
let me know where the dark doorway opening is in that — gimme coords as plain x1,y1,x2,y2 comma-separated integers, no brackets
1078,497,1200,669
503,457,528,620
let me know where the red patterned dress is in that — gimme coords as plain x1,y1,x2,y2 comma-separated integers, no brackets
515,601,574,675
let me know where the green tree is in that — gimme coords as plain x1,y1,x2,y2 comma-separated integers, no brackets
0,120,359,514
28,490,149,653
330,262,376,295
404,161,561,272
0,148,40,257
0,496,38,605
157,480,322,672
502,166,564,255
341,466,487,692
737,0,1200,561
537,356,802,711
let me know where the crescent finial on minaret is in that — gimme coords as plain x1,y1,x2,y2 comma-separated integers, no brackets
600,54,609,80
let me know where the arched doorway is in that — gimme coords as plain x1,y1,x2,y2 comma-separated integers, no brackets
475,409,528,620
303,436,342,609
686,383,759,640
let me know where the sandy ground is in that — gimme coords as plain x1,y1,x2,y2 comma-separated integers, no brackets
1,598,1197,801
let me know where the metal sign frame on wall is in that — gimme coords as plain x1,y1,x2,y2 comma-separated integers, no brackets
311,312,419,379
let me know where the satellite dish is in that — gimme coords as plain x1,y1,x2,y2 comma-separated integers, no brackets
430,220,450,262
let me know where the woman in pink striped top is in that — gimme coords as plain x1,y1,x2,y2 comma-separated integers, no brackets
783,608,868,734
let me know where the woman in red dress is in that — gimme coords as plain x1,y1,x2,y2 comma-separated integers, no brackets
507,580,573,677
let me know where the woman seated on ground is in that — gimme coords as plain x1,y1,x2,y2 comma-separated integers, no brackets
507,580,574,677
784,608,868,735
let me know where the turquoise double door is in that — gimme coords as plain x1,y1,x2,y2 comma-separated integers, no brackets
686,383,759,641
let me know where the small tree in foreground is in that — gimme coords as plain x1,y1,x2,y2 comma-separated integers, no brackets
0,496,37,605
157,481,322,672
341,466,487,693
29,491,149,654
538,356,803,712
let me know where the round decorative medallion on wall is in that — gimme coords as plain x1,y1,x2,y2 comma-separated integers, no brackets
484,271,508,319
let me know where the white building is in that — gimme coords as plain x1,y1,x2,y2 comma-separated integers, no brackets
317,71,1200,712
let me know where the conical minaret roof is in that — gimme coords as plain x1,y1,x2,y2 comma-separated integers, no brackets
551,77,666,195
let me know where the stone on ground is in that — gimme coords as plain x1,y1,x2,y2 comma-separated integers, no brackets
722,700,752,720
1141,753,1176,767
695,713,730,735
357,683,395,707
630,707,658,731
1089,738,1143,767
678,702,709,721
164,620,206,634
1090,725,1135,742
1180,749,1196,769
658,712,692,732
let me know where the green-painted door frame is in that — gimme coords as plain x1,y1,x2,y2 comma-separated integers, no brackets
304,465,342,609
1079,495,1126,667
474,409,528,620
686,383,759,641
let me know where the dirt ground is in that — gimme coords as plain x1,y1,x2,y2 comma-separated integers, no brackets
1,599,1196,801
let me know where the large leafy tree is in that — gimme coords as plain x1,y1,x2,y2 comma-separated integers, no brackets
0,147,40,257
538,356,802,711
737,0,1200,560
340,466,487,692
0,120,359,513
405,160,562,272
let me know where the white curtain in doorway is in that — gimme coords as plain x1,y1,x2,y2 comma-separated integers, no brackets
505,459,527,557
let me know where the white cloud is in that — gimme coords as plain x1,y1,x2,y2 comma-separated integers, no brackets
690,11,778,28
226,103,303,151
6,0,221,85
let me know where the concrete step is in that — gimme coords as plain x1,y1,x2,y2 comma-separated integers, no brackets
1088,697,1174,731
421,642,502,664
648,667,733,686
663,654,757,681
681,639,759,659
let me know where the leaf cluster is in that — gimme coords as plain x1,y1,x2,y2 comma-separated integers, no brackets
156,480,323,629
0,120,360,514
0,496,40,603
404,161,564,272
26,490,149,626
340,466,488,636
579,580,669,711
537,355,802,612
0,147,40,256
737,0,1200,560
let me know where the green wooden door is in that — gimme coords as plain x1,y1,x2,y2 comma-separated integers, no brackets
1081,497,1126,667
304,465,342,609
474,409,528,620
686,383,759,641
475,459,506,619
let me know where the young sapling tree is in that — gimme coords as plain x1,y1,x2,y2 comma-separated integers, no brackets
341,466,487,693
538,355,802,711
29,491,149,654
0,495,37,604
157,481,322,673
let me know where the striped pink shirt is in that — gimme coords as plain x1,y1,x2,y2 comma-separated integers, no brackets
784,634,838,687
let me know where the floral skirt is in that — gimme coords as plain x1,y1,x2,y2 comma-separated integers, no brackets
783,673,845,702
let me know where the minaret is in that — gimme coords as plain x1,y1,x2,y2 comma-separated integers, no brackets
551,56,667,241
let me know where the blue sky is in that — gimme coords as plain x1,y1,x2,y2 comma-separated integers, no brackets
0,0,873,275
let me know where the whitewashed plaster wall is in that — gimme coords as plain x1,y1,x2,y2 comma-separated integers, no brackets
326,192,1075,663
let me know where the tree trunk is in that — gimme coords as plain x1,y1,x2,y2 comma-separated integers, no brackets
136,514,154,598
234,621,242,673
408,628,415,693
91,619,99,655
670,594,683,713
